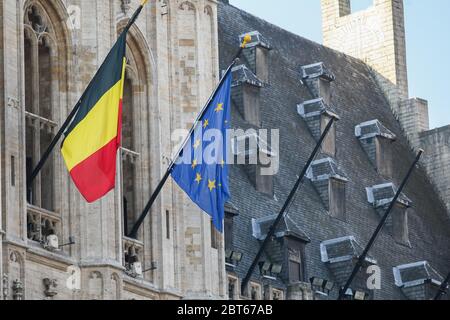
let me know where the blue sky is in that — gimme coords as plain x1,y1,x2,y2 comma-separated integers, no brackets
230,0,450,129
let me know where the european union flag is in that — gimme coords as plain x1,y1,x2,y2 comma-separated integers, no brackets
171,70,232,232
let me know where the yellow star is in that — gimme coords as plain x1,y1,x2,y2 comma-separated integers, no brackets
191,159,198,169
193,139,201,149
203,119,209,129
208,179,216,192
215,103,224,113
195,173,202,184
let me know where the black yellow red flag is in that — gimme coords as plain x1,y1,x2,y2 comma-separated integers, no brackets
61,32,127,202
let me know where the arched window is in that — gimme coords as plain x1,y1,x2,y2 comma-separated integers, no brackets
119,28,150,239
24,4,57,211
122,68,139,236
23,2,68,245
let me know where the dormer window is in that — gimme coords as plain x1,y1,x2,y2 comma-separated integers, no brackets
231,132,275,158
366,183,411,208
300,62,335,105
298,98,339,156
232,132,277,196
356,120,396,177
307,158,348,220
366,183,412,245
231,65,263,127
239,31,272,84
252,214,310,284
320,236,377,289
320,236,376,265
252,213,310,242
393,261,445,300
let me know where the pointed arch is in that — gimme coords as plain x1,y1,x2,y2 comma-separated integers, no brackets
110,273,122,300
23,0,72,226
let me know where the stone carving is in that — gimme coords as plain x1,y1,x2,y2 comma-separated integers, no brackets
121,0,132,15
179,1,195,11
12,280,24,300
7,96,19,109
43,278,58,298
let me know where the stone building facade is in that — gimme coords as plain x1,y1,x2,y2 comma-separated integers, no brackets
0,0,449,301
0,0,226,300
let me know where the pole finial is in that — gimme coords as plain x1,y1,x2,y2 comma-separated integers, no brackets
241,34,252,48
141,0,149,6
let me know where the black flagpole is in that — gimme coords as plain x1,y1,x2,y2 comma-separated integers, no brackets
434,272,450,300
338,149,424,300
240,117,338,295
128,35,252,239
26,0,148,192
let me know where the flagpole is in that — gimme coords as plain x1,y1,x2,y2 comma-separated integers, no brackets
240,117,337,295
434,272,450,300
26,0,149,193
128,34,252,239
337,149,424,300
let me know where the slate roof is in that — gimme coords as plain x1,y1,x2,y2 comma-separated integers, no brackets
218,2,450,299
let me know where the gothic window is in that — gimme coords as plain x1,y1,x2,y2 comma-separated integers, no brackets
121,71,139,237
24,4,58,212
120,31,149,239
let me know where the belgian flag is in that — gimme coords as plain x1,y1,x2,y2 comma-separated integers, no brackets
61,32,127,203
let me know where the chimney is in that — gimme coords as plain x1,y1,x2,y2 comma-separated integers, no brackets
239,31,272,84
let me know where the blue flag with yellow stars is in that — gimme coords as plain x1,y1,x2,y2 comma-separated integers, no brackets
171,70,232,232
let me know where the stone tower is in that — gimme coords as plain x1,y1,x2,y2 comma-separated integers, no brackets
0,0,225,300
321,0,450,215
321,0,408,110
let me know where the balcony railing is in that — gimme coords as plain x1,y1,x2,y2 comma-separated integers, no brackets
27,204,61,246
123,236,144,278
25,111,58,134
